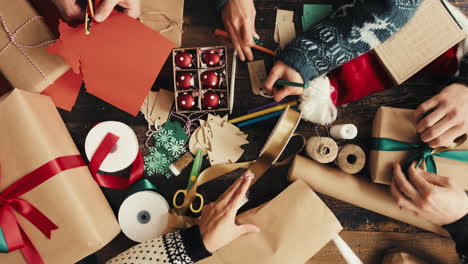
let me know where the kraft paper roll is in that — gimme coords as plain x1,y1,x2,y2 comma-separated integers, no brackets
288,155,448,237
330,124,358,140
118,191,170,242
85,121,139,172
305,137,338,163
336,144,366,174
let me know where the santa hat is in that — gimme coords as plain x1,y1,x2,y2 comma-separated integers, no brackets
300,0,468,125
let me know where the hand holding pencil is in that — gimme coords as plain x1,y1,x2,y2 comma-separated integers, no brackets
264,60,305,101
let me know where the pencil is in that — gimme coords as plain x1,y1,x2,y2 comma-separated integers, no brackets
247,96,297,114
229,50,237,114
229,101,297,124
236,106,298,128
275,79,308,88
214,29,277,57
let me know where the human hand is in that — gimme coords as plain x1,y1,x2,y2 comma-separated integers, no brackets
199,170,260,252
264,60,304,101
94,0,141,22
221,0,258,61
390,162,468,226
50,0,85,22
414,83,468,148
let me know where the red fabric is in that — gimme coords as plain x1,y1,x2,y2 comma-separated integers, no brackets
418,45,459,77
0,155,86,264
329,52,394,106
328,45,461,106
88,133,143,189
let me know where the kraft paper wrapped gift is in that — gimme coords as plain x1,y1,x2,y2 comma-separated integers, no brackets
139,0,184,47
370,106,468,190
288,155,448,237
0,89,120,264
0,0,69,93
197,180,343,264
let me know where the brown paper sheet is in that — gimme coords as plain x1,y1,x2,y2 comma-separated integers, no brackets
0,89,120,264
370,106,468,190
288,155,448,237
139,0,184,47
374,0,465,84
0,0,69,93
197,180,343,264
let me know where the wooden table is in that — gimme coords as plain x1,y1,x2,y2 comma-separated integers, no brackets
69,0,467,263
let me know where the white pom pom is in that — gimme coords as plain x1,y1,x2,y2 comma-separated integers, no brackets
299,75,337,125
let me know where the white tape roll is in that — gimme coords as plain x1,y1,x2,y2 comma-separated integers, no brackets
118,191,170,242
85,121,139,172
330,124,358,140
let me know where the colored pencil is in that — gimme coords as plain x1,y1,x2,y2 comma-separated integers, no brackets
237,107,298,128
229,50,237,114
275,79,308,88
214,29,277,57
247,96,297,114
229,101,297,124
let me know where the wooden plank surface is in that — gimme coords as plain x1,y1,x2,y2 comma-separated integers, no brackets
55,0,466,263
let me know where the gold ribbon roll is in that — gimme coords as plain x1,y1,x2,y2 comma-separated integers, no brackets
288,155,448,237
336,144,366,174
305,136,338,163
172,107,303,216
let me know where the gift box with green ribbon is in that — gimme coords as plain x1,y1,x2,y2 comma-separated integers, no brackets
369,106,468,190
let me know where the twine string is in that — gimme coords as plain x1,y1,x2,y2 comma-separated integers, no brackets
0,12,56,84
138,11,183,34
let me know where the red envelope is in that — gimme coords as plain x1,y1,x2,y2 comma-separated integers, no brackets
48,11,174,115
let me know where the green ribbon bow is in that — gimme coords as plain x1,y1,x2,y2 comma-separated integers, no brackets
370,137,468,173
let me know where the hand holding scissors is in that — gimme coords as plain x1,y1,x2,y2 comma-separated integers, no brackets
172,149,204,213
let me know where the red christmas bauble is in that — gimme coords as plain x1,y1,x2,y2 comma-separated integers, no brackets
201,71,219,88
175,51,193,68
177,93,196,110
202,50,221,66
203,91,220,108
176,72,194,90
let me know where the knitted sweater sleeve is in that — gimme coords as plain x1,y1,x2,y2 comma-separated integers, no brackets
277,0,422,82
443,214,468,264
106,226,211,264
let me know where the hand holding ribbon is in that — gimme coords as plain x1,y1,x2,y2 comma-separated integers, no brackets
0,155,85,264
370,135,468,173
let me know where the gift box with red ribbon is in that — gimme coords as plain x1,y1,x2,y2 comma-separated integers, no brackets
0,89,120,264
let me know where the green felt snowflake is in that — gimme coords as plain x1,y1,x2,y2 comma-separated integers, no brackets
166,139,186,158
144,147,172,177
155,129,174,148
144,121,189,178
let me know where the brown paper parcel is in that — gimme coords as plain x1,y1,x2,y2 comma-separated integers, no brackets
288,155,448,237
0,0,69,93
0,89,120,264
197,180,343,264
139,0,184,47
370,106,468,189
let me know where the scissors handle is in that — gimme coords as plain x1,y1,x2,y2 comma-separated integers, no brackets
172,189,187,209
190,193,204,213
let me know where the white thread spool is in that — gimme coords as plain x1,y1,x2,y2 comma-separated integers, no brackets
118,191,170,242
305,137,339,163
85,121,139,172
330,124,358,140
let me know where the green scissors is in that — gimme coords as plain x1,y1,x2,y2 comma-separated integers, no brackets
172,149,204,213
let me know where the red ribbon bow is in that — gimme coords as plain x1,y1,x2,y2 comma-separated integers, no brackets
0,155,85,264
88,132,143,189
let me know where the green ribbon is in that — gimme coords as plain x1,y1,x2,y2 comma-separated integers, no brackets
127,179,159,196
370,137,468,173
0,228,8,253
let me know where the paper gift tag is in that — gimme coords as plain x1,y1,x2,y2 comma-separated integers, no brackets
247,60,267,95
274,9,294,44
278,22,296,50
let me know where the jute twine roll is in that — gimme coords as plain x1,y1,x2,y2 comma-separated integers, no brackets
169,152,194,176
336,144,365,174
305,137,338,163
